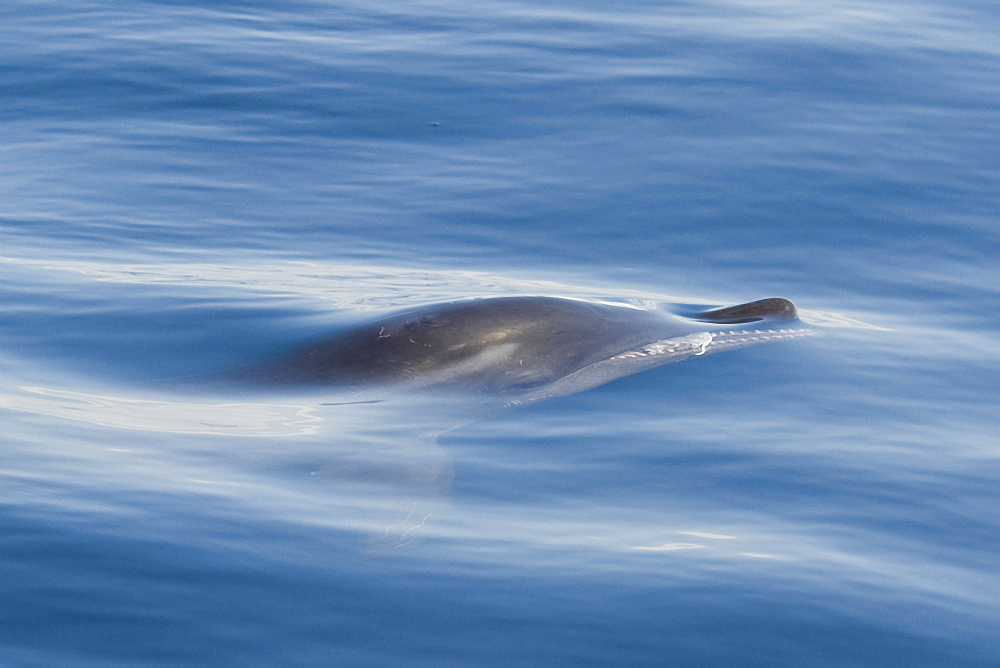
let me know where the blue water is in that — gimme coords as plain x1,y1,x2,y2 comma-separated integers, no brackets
3,0,999,664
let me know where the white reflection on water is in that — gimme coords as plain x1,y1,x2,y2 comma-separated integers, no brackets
632,542,706,552
0,254,886,330
0,385,459,552
0,385,322,436
0,254,696,308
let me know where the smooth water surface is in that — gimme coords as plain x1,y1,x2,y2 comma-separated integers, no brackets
2,0,999,664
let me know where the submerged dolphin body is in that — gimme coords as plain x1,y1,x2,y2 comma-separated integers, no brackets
237,296,814,404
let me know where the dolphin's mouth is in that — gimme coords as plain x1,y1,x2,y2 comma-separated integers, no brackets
608,326,818,363
692,326,820,354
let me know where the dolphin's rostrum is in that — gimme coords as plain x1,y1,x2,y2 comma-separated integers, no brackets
235,296,815,404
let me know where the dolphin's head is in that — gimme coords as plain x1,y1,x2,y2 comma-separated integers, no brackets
244,295,813,400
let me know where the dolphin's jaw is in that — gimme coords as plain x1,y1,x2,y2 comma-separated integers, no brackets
608,332,714,362
600,326,817,367
692,326,820,355
506,326,818,407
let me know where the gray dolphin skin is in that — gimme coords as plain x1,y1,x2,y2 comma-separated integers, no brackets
239,296,815,404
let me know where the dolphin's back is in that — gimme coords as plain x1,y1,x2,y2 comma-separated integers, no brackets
248,297,669,391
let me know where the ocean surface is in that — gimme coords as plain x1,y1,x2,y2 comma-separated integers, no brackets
2,0,999,664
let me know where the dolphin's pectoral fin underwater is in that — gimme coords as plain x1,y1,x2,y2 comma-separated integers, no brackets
233,295,816,405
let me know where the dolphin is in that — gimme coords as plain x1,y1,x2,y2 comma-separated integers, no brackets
233,296,815,404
